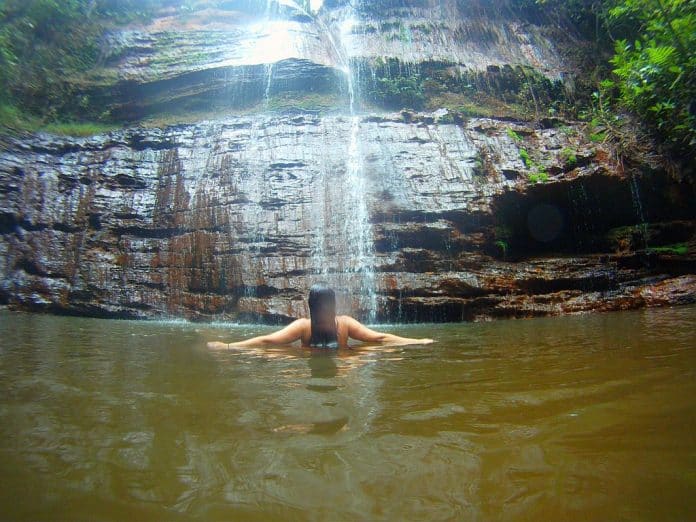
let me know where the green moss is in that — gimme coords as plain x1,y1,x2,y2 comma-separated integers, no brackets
359,58,560,116
0,104,41,134
528,169,549,183
1,103,119,136
368,76,425,110
507,128,523,142
589,132,606,143
452,102,499,118
519,148,533,168
265,92,343,113
647,243,689,256
437,112,455,124
424,87,532,120
495,240,509,257
42,121,117,137
561,147,577,167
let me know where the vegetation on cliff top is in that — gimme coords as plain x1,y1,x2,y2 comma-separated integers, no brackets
0,0,173,133
517,0,695,168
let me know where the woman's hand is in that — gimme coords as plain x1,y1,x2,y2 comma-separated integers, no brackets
206,341,230,350
393,338,434,346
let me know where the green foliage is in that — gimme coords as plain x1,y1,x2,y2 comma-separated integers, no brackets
606,0,695,156
493,224,514,258
495,240,509,258
0,103,41,133
528,169,549,183
437,112,455,124
647,242,689,255
589,131,607,142
0,0,167,124
370,76,425,110
514,0,695,167
43,121,116,137
0,103,114,136
516,144,550,182
507,128,523,142
561,147,578,167
519,148,533,167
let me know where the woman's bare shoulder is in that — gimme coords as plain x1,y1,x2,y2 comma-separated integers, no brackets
292,318,311,329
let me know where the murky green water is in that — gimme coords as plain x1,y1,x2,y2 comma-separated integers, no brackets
0,307,694,521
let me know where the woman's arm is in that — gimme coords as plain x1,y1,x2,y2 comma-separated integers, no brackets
343,316,433,346
207,319,308,350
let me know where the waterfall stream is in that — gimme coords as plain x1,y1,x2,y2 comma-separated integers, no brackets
310,4,378,320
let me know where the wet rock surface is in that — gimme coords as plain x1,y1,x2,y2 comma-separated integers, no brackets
82,0,572,120
1,114,694,322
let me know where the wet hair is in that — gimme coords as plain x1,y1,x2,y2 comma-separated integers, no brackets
308,283,338,347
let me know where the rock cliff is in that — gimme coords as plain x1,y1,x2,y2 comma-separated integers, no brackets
0,0,694,322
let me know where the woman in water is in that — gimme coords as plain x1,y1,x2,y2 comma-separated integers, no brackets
207,283,434,350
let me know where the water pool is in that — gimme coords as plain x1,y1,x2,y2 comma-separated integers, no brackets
1,306,694,521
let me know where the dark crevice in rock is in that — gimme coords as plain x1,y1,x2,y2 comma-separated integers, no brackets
20,220,49,232
88,214,102,230
114,173,149,189
269,162,307,170
113,226,181,239
53,223,82,233
126,135,177,151
14,258,48,277
491,169,696,258
0,213,20,234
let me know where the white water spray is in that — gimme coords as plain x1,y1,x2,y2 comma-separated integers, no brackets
313,8,378,321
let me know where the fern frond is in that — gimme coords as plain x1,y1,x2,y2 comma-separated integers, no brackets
645,46,677,67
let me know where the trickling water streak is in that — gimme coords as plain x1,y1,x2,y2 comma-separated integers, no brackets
568,183,593,249
629,173,649,249
344,115,377,321
263,63,274,109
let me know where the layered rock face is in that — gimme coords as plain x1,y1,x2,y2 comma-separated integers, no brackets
87,0,568,119
0,0,694,322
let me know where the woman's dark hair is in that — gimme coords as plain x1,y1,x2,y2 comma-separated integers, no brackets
308,283,338,347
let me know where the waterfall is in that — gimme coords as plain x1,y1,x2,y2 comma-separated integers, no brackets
263,63,274,109
308,6,378,321
629,173,649,250
341,114,378,321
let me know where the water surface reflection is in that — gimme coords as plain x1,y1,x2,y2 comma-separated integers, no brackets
0,307,694,521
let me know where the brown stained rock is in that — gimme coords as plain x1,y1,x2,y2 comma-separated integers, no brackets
636,276,696,307
0,114,694,323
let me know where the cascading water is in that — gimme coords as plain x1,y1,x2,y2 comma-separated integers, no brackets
629,173,649,250
306,6,379,321
339,114,378,321
215,0,379,319
263,63,274,109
